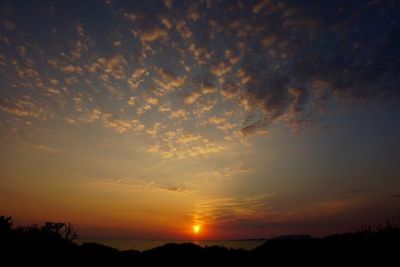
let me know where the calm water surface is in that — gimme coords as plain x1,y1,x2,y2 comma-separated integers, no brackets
77,238,266,251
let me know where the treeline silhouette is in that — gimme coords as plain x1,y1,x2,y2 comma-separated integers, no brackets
1,215,399,266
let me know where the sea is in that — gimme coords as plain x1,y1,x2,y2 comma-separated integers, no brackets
76,238,266,252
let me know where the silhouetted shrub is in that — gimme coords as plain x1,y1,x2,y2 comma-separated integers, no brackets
41,222,78,241
0,216,13,234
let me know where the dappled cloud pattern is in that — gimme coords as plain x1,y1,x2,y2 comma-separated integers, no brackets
1,0,399,148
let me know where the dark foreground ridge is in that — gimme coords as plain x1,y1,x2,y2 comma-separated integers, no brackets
1,216,399,266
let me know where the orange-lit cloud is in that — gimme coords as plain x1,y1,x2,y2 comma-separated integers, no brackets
105,178,192,194
1,96,46,118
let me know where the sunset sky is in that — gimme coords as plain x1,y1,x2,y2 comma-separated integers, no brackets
0,0,399,240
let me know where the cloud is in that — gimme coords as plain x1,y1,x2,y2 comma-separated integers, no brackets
147,128,224,159
0,96,46,118
158,104,172,113
208,115,226,125
236,74,310,136
146,96,159,105
210,60,231,76
127,96,138,106
34,144,55,153
65,117,77,124
146,122,165,137
61,65,79,73
153,183,192,194
235,69,252,85
127,68,148,90
132,26,168,45
217,122,236,131
18,46,27,57
153,68,186,94
77,108,102,123
201,82,216,94
240,123,269,137
132,68,147,79
260,32,278,47
286,87,307,117
105,178,192,194
228,18,251,38
193,98,218,116
159,16,173,30
71,40,89,59
220,82,240,99
192,194,272,226
176,132,201,144
47,87,61,95
312,79,330,112
147,144,173,158
65,107,145,134
225,49,240,65
163,0,172,10
70,27,90,60
73,95,84,112
84,54,127,82
189,44,212,65
102,114,133,133
187,3,201,22
183,91,201,104
208,19,223,35
102,113,145,133
192,164,252,181
122,12,142,22
162,128,199,144
103,54,126,80
176,19,193,39
169,109,189,120
186,141,224,158
113,40,122,47
74,22,85,36
252,0,270,14
82,108,102,122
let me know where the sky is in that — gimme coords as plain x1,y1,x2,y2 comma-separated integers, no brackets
0,0,399,240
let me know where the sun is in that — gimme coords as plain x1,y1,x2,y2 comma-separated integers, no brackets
193,224,201,234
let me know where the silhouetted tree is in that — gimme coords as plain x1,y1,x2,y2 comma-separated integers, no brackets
40,222,78,241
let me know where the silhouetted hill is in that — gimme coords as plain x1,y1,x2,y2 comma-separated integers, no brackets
251,225,400,265
1,216,399,266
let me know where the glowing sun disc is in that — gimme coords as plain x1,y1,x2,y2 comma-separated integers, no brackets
193,225,201,234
